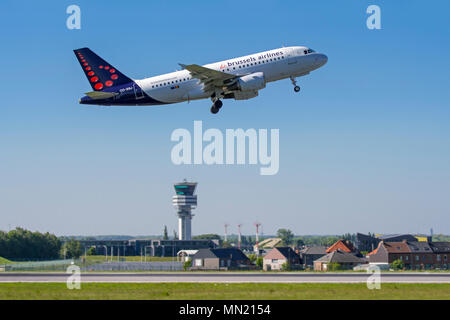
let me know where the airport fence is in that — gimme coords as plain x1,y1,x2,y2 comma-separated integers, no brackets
1,259,78,271
81,261,184,271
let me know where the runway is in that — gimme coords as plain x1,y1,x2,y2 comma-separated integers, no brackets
1,272,450,283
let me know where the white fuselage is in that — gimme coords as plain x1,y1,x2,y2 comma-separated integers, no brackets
135,46,327,104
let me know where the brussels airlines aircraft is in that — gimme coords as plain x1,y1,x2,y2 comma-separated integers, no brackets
74,46,327,114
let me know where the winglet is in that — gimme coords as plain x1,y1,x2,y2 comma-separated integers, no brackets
178,63,187,69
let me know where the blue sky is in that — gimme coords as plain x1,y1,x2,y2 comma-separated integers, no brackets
0,0,449,236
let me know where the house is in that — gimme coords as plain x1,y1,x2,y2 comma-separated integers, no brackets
326,239,361,256
429,242,450,269
177,250,198,262
190,248,250,270
368,240,448,270
407,241,434,269
368,241,411,267
313,249,365,271
262,247,301,271
254,238,282,251
299,246,327,268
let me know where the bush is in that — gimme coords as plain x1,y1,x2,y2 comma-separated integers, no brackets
391,259,404,270
281,262,291,271
183,260,192,271
327,263,342,271
256,257,263,269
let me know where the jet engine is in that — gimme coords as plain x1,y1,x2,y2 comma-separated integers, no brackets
228,72,265,92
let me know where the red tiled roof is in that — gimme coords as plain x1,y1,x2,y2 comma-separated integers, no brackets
368,242,382,256
326,240,355,253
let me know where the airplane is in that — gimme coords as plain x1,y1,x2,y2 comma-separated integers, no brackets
74,46,327,114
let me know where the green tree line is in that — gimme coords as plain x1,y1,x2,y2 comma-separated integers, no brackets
0,228,61,260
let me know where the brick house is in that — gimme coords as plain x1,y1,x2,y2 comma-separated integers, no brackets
429,242,450,269
368,240,449,270
263,247,301,271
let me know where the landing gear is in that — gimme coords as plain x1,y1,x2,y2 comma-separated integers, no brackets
210,99,223,114
290,76,301,93
210,92,224,114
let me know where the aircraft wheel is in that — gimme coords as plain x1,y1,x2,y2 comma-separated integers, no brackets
210,106,219,114
294,86,301,93
214,100,223,109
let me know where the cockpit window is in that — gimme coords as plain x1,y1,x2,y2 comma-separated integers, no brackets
301,48,316,55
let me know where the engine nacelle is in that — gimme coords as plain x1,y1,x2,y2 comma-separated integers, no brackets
232,90,259,100
229,72,266,92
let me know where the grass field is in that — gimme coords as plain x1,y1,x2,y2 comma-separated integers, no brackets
0,283,449,300
0,257,12,264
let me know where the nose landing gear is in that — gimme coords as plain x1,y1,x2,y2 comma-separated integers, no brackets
290,76,301,93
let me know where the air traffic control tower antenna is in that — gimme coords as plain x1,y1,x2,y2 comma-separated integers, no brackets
172,180,197,240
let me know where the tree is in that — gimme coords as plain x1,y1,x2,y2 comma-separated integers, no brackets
221,241,231,248
281,261,291,271
173,230,178,240
391,259,404,270
163,225,168,240
247,254,257,264
256,256,263,269
0,227,61,260
276,229,294,246
295,238,305,248
183,260,192,271
86,247,96,255
192,234,221,240
62,239,82,259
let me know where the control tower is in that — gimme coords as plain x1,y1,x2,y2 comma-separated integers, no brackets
172,180,197,240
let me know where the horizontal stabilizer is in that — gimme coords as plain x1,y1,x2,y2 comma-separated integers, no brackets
84,91,118,100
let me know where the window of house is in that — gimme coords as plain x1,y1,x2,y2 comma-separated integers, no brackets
271,259,278,263
194,259,202,267
416,255,419,261
437,255,441,261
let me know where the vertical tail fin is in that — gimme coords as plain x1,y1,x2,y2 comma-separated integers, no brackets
73,47,132,91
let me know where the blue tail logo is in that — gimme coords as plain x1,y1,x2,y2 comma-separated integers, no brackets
74,48,132,91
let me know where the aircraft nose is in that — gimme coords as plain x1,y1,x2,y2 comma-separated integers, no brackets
317,53,328,67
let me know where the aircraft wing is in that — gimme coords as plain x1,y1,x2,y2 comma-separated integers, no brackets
179,63,237,93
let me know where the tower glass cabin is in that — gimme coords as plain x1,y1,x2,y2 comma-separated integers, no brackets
172,181,197,240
